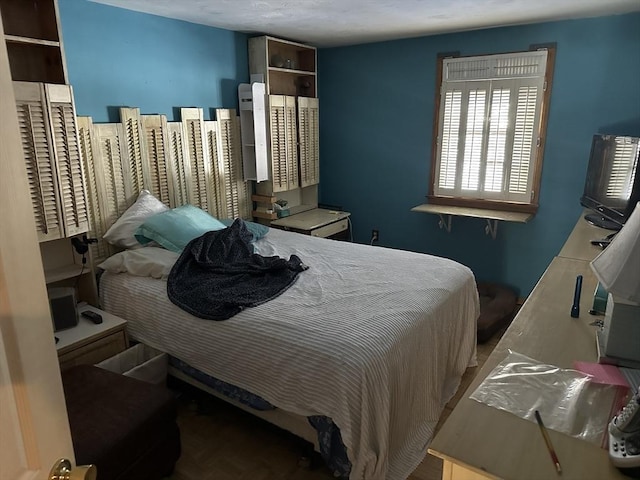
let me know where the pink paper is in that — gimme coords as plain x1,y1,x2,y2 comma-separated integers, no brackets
573,361,630,387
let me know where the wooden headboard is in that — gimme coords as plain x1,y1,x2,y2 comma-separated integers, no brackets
77,107,251,265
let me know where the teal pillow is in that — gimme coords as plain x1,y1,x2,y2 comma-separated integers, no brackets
219,218,269,241
135,205,226,252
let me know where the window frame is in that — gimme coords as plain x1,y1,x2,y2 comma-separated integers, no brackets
428,45,556,214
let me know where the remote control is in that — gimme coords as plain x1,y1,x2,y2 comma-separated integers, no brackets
81,310,103,324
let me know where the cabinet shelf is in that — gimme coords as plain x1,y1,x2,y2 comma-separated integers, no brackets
44,263,87,284
268,66,316,76
4,34,60,47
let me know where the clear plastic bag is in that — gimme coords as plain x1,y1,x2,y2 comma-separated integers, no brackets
469,351,617,446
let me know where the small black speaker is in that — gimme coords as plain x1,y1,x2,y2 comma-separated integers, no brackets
48,287,79,332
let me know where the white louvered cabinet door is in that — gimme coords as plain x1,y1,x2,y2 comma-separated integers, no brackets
141,114,175,207
269,95,299,193
298,97,319,188
12,81,64,242
45,84,89,237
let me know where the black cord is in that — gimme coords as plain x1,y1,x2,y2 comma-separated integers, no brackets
74,254,86,290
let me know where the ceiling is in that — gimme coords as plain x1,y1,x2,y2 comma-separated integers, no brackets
89,0,640,47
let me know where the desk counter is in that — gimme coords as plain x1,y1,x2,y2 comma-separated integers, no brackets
428,215,626,480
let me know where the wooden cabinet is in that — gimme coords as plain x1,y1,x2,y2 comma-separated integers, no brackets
3,2,98,306
248,36,320,220
0,0,67,83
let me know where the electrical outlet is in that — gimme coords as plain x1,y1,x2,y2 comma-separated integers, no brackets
371,229,379,242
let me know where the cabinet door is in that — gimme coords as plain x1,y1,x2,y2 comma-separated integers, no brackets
45,84,89,237
298,97,319,187
269,95,299,193
12,81,64,242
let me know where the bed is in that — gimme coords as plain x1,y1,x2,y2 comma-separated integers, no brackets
99,224,478,480
79,108,478,479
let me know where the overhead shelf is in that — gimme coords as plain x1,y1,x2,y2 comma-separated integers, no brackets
411,204,533,239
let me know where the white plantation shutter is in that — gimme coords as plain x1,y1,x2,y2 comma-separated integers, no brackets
298,97,320,188
45,84,89,237
434,50,547,204
204,120,225,217
93,123,131,229
167,122,190,206
140,114,175,207
13,82,64,242
215,109,251,219
181,108,211,211
120,107,150,196
77,116,112,263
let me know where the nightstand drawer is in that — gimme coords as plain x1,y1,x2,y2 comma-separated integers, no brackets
310,218,349,237
58,330,127,372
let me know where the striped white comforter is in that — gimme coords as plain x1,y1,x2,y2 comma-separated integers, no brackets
100,228,478,479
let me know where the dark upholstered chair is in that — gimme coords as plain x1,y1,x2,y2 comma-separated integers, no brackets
62,365,181,480
477,282,518,343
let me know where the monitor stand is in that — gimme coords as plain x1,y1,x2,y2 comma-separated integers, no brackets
584,213,622,231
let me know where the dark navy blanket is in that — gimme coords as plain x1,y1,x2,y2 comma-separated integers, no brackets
167,218,307,320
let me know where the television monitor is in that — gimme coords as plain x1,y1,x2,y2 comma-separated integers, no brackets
580,134,640,230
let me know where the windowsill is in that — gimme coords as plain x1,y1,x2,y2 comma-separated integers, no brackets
411,204,533,223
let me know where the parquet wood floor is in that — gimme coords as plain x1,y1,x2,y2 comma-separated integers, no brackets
166,324,508,480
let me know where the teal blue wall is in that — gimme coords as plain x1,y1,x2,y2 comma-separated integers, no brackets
58,0,248,122
318,13,640,296
56,3,640,297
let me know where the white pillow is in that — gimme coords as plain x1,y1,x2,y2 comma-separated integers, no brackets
102,190,169,249
98,247,179,279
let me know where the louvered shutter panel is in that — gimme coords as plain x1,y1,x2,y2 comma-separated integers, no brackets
120,107,150,196
298,97,319,187
181,108,211,210
141,115,175,207
45,84,89,237
284,96,299,191
215,109,251,219
204,120,225,218
269,95,288,192
77,116,112,263
167,122,189,206
435,51,547,202
13,82,64,242
93,123,131,230
269,95,299,192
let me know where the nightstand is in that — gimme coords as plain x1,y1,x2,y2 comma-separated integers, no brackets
56,304,129,372
270,208,351,238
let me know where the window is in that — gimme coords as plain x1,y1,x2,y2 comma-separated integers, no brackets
430,47,555,213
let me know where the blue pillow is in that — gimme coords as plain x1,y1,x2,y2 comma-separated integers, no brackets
219,218,269,241
135,205,226,252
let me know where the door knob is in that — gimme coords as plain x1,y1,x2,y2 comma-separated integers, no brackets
49,458,97,480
